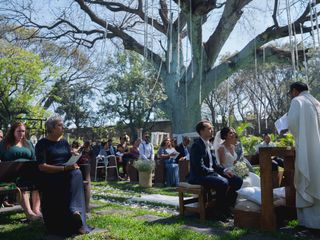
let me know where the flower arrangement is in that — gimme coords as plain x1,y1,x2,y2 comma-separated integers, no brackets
133,159,155,172
234,161,249,179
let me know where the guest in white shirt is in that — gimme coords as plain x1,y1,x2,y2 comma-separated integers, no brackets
139,133,154,161
255,134,276,153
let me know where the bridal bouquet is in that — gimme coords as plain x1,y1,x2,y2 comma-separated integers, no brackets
233,161,249,179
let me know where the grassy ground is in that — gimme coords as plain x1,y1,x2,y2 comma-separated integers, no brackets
92,181,178,197
0,180,317,240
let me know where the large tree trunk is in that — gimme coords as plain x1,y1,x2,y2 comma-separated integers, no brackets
170,99,201,134
162,74,202,134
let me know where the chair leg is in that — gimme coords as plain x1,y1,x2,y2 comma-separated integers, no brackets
115,167,120,179
178,192,184,217
199,192,206,221
105,167,108,181
95,164,98,181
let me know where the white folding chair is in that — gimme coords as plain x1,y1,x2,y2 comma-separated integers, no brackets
94,155,119,181
104,155,119,181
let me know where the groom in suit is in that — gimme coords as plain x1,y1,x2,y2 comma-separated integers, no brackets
189,120,242,221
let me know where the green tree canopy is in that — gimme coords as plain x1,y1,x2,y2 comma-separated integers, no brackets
0,42,46,128
55,80,95,129
99,51,166,140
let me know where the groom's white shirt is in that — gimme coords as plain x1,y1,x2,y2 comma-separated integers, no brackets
288,90,320,229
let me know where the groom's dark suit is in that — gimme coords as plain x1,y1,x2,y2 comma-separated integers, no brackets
189,138,242,214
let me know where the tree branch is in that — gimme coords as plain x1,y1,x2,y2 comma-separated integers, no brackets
204,0,253,67
85,0,166,34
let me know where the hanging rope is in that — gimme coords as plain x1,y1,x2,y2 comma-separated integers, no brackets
292,24,299,71
300,23,309,81
151,0,154,62
309,0,316,48
313,7,320,46
254,38,261,134
254,39,258,79
144,0,149,60
185,34,189,107
150,61,163,93
177,0,181,81
199,16,204,105
77,13,87,69
100,17,108,67
285,0,296,75
189,0,194,79
168,11,173,73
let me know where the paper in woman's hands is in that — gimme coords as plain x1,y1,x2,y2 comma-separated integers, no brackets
166,148,180,158
64,154,81,166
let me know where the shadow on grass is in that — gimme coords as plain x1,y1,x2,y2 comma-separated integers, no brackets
143,215,247,240
0,215,46,240
145,214,226,228
93,181,177,196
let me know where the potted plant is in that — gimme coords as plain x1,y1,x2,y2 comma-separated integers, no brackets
133,160,155,187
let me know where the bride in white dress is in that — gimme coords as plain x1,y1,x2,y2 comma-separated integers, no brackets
213,127,260,188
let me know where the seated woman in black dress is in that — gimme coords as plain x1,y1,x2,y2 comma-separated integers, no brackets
35,115,92,236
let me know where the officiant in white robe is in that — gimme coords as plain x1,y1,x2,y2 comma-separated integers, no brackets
287,82,320,229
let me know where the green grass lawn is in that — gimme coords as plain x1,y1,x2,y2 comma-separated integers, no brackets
92,181,178,196
0,181,313,240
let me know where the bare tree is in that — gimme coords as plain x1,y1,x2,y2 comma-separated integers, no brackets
204,62,292,133
1,0,318,133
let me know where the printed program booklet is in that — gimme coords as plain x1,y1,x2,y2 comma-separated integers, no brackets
64,154,82,166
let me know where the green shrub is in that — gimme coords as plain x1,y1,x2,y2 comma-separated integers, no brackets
133,159,155,172
275,133,295,147
241,135,262,155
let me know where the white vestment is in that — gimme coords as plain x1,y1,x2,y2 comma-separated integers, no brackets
288,91,320,229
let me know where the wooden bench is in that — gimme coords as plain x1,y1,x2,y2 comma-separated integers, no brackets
177,182,215,220
79,164,91,213
127,160,139,182
178,159,189,182
0,161,92,213
234,147,296,231
154,158,165,186
0,161,39,207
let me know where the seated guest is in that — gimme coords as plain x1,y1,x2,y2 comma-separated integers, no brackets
71,141,80,155
189,120,242,221
0,122,41,221
255,133,282,170
234,134,253,172
255,133,276,153
35,115,92,236
105,139,116,156
0,129,14,208
128,139,141,160
117,136,131,178
78,141,94,165
98,140,116,158
157,138,180,187
175,136,190,161
92,141,102,159
139,133,154,161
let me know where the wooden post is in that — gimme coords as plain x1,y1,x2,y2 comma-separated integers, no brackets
80,164,91,213
259,148,276,231
154,159,165,186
